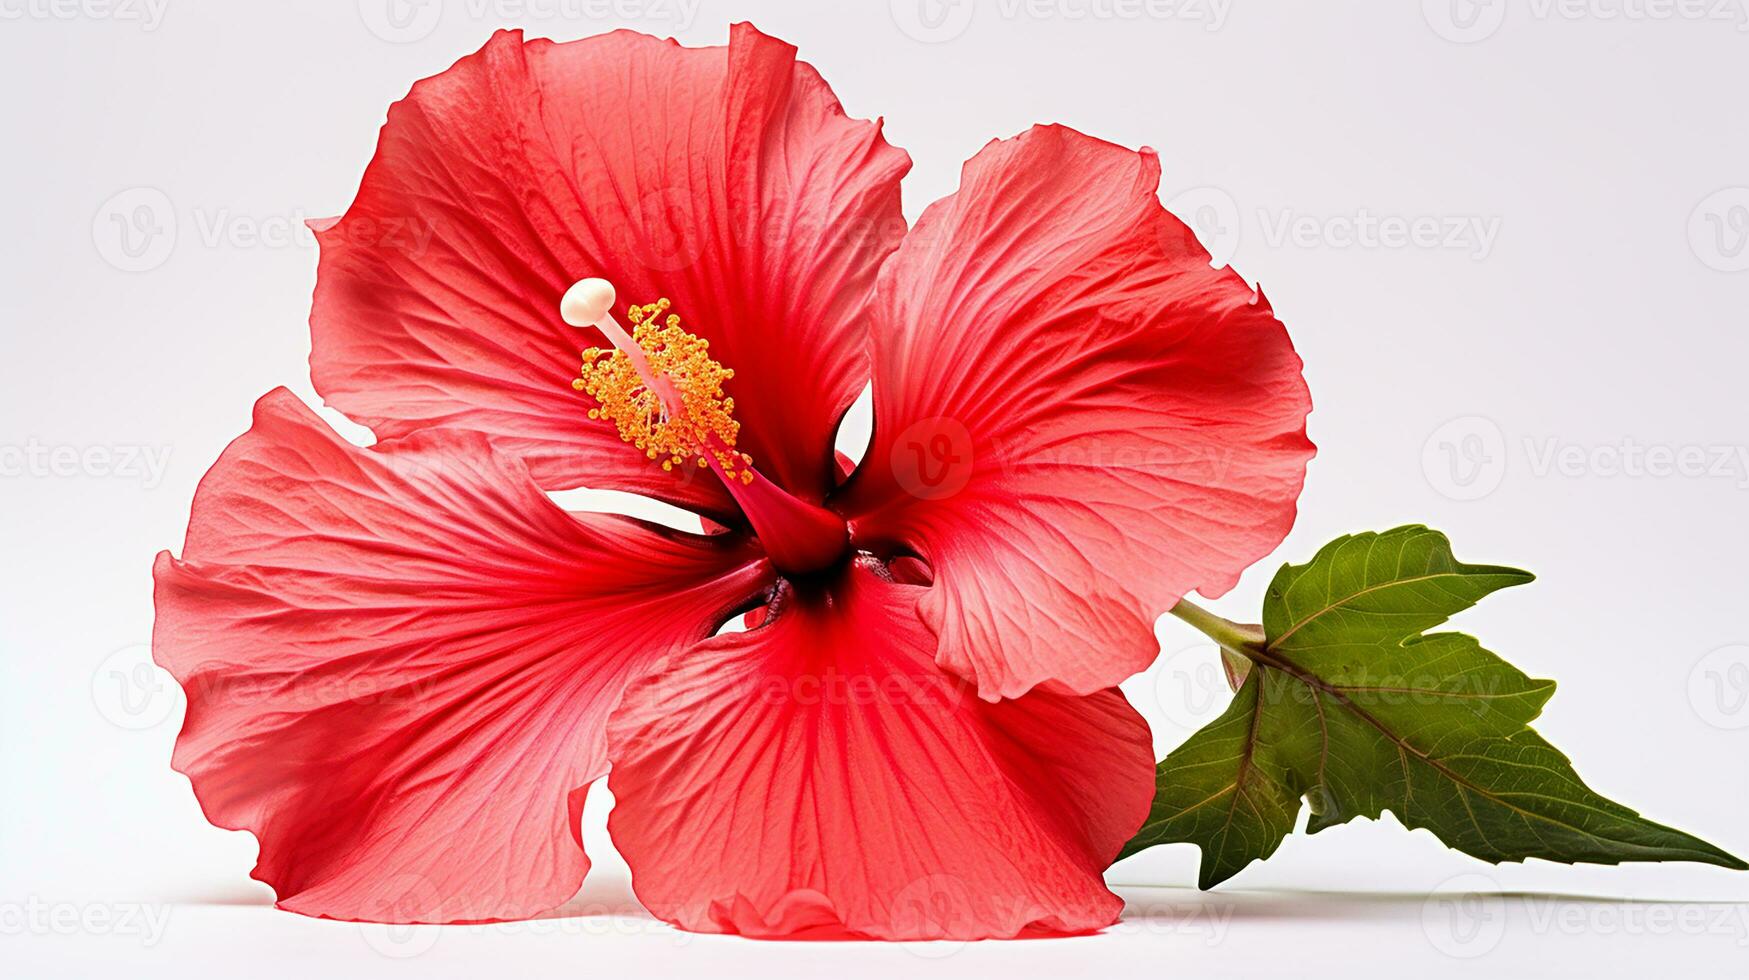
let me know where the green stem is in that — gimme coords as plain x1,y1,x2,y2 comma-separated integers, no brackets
1168,597,1265,660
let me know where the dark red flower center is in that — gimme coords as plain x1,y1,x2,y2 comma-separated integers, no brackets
562,278,849,575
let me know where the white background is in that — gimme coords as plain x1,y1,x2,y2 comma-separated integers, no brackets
4,0,1749,976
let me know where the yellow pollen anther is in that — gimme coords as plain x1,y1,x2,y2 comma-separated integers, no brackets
570,297,752,480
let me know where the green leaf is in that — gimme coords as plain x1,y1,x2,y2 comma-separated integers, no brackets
1121,525,1746,888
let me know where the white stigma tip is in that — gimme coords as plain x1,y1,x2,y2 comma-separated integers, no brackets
560,277,617,327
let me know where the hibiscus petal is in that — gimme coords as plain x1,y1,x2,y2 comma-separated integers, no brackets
310,24,909,516
605,561,1155,939
152,389,769,922
837,125,1315,700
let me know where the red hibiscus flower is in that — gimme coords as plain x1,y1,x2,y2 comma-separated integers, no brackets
153,24,1313,939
